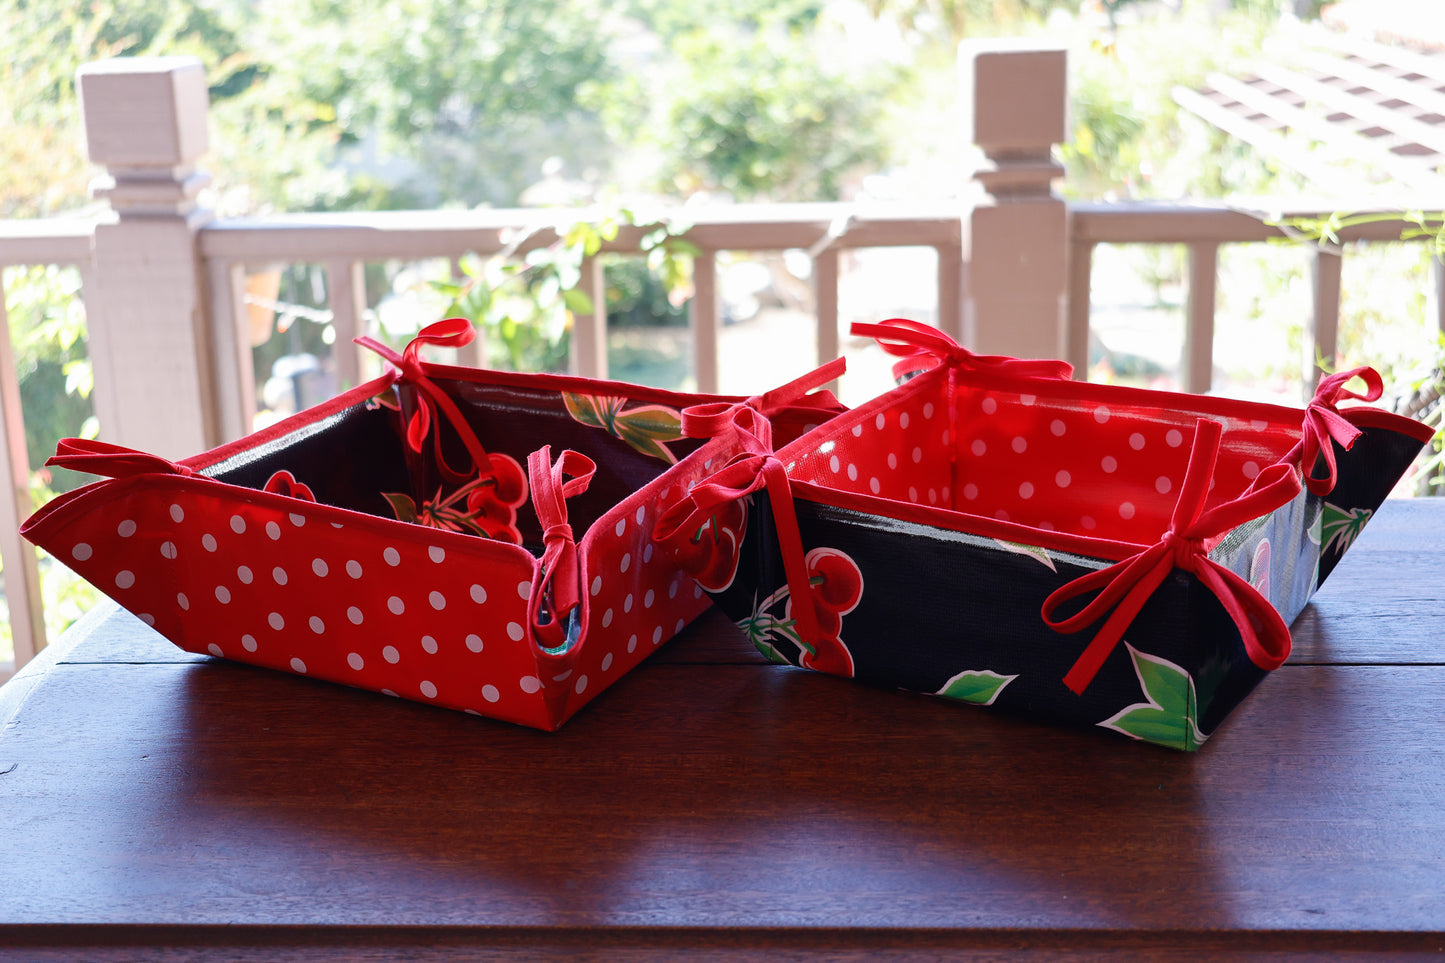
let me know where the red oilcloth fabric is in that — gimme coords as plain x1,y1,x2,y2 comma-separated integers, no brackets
23,321,850,731
656,319,1433,750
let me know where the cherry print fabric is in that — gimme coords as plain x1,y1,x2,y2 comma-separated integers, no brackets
658,319,1432,750
23,321,849,731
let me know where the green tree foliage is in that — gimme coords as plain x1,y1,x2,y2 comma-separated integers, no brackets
252,0,620,209
655,28,896,201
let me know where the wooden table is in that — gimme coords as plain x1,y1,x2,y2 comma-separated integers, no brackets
2,498,1444,961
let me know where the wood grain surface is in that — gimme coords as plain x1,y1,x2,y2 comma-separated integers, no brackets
2,498,1443,960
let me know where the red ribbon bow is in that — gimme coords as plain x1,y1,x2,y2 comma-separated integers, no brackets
851,318,1075,382
356,318,498,484
1041,419,1301,695
653,449,825,648
1294,366,1382,497
46,439,194,479
680,356,848,441
526,446,596,650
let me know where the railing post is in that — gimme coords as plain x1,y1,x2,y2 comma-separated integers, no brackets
1306,247,1343,398
1184,242,1219,394
78,57,218,459
958,42,1069,361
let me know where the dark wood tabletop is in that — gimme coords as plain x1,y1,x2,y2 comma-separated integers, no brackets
3,497,1445,961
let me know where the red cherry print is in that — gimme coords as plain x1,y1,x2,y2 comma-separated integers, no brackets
800,635,855,677
805,547,863,614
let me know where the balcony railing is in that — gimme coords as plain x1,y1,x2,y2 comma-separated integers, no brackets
2,46,1443,682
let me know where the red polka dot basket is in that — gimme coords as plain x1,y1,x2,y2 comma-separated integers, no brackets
22,319,846,731
654,319,1434,750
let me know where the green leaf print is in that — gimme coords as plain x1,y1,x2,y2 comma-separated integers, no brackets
1321,502,1372,556
992,539,1057,572
1099,644,1209,751
561,392,684,463
936,669,1018,706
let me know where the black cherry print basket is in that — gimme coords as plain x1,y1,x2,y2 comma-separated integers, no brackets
22,319,846,730
654,318,1433,749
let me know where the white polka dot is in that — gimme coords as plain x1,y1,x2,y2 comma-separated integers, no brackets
971,440,987,457
994,510,1011,522
1129,432,1146,451
620,553,631,573
876,412,888,429
652,626,663,645
207,643,223,657
643,543,654,563
1051,419,1067,437
1166,429,1184,448
942,486,951,501
266,521,281,540
71,542,92,562
520,675,542,694
516,580,531,600
923,403,935,419
614,517,627,537
1243,461,1261,480
202,534,217,552
851,424,863,438
887,453,898,470
242,634,258,653
1081,515,1097,530
1102,456,1118,474
273,567,288,585
829,454,841,474
177,592,190,611
909,486,919,502
676,618,686,633
572,675,588,696
869,477,880,494
507,622,524,641
942,429,950,447
481,684,500,703
309,616,325,634
1119,501,1136,520
627,634,638,653
312,558,328,577
1020,394,1036,406
348,606,364,625
1094,406,1111,424
429,545,445,563
900,412,911,429
138,613,155,627
624,593,634,613
169,504,185,523
215,585,231,604
117,520,137,538
602,608,615,627
420,680,437,699
601,653,615,672
230,515,246,534
429,591,446,611
694,585,703,599
289,513,306,527
843,463,856,482
268,611,283,629
928,489,938,504
635,503,647,525
982,397,997,415
471,583,488,604
380,689,397,698
912,447,923,464
1019,481,1035,499
1012,436,1027,454
290,657,307,674
1056,470,1072,488
644,589,655,608
236,565,253,584
963,483,979,500
347,652,363,670
346,560,363,579
466,634,483,653
387,596,404,615
589,576,602,597
1156,476,1173,494
383,645,400,664
1251,419,1270,431
383,546,400,566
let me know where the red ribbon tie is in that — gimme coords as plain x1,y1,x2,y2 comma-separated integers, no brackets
1296,366,1382,496
851,318,1074,382
1041,419,1301,695
526,446,596,650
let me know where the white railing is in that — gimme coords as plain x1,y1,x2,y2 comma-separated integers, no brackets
3,46,1443,681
